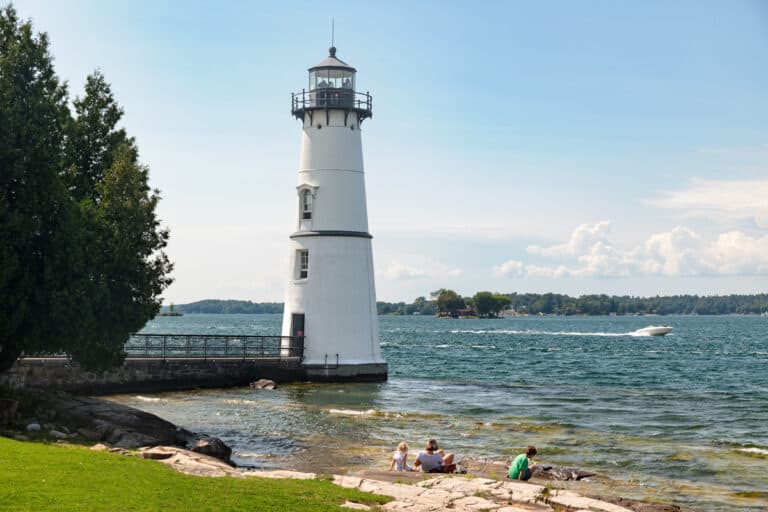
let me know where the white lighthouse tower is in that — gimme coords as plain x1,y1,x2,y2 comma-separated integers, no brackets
281,47,387,381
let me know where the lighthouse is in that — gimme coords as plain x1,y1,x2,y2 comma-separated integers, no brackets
281,47,387,381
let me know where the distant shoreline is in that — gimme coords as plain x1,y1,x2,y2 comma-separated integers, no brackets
163,295,768,317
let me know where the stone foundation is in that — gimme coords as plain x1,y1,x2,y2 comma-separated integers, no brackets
0,358,387,394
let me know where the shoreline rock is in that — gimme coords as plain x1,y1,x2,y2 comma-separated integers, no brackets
1,389,234,465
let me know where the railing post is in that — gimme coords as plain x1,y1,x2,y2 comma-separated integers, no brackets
261,336,264,357
145,335,149,358
163,335,167,361
225,337,228,356
186,335,190,357
204,337,207,361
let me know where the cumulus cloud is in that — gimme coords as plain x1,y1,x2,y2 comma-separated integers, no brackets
528,221,611,257
646,178,768,229
378,260,463,281
493,259,525,277
495,222,768,279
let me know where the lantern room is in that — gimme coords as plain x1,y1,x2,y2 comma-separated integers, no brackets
292,47,372,122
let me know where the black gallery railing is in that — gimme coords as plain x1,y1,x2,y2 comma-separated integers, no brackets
291,89,372,119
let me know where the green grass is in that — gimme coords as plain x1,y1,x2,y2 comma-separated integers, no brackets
0,437,390,511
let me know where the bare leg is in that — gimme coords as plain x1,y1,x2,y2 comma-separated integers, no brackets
442,452,456,472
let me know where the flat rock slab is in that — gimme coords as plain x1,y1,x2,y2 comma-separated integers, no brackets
334,475,365,489
381,501,447,512
453,495,502,510
341,502,371,510
245,469,316,480
358,480,424,500
138,446,240,478
500,481,547,503
548,491,634,512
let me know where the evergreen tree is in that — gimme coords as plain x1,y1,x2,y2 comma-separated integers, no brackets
0,5,81,370
0,7,172,372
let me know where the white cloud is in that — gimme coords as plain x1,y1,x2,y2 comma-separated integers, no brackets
704,231,768,274
493,259,525,277
378,260,463,281
528,221,611,257
646,178,768,229
496,222,768,279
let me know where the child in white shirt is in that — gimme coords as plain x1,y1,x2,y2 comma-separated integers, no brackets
388,441,412,471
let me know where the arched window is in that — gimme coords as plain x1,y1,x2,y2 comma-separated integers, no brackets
301,189,313,220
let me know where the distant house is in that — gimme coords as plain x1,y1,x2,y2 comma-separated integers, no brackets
438,307,478,319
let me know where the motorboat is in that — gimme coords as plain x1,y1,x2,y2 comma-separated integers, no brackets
633,325,673,336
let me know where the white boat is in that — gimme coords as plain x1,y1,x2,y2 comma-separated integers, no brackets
633,325,673,336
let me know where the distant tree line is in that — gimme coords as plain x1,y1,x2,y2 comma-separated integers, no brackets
169,300,284,314
170,293,768,317
376,292,768,316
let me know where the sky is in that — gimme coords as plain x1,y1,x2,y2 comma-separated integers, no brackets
11,0,768,303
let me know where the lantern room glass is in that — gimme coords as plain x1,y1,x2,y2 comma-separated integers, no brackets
309,69,355,91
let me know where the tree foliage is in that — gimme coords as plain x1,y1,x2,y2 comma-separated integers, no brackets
472,292,511,317
431,289,465,315
0,6,171,372
375,292,768,317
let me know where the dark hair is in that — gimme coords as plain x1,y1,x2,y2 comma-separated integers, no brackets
526,445,538,457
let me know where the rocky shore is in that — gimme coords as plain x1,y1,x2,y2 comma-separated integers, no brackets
1,389,695,512
0,388,233,464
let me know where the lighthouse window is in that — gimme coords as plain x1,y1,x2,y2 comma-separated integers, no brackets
297,250,309,279
301,190,313,220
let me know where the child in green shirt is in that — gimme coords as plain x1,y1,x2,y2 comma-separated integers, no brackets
508,445,537,480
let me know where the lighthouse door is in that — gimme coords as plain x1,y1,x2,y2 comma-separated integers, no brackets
290,314,305,357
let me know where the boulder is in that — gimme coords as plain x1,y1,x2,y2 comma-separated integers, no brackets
191,436,233,464
49,429,68,439
174,427,198,447
0,399,18,425
532,464,597,481
250,379,277,390
112,430,161,449
76,428,102,441
26,422,41,432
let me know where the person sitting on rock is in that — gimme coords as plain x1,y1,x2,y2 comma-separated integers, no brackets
508,445,537,480
414,438,456,473
388,441,413,471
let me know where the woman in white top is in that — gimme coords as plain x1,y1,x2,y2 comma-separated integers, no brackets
414,438,456,473
388,441,412,471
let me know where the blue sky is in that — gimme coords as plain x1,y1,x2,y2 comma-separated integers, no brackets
12,0,768,302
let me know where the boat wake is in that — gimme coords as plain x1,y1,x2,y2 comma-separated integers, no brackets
449,329,670,337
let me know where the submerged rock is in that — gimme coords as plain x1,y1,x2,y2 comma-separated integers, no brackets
532,464,597,481
192,436,233,464
250,379,277,390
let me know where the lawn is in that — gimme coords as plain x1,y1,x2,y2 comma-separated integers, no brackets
0,437,389,511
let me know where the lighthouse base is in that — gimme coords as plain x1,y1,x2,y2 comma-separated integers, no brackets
301,363,388,382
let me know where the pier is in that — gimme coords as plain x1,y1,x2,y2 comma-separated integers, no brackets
2,334,306,394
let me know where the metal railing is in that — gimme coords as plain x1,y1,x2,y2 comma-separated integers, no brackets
291,89,372,119
20,335,304,363
126,334,304,361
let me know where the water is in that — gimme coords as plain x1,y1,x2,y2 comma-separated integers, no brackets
111,314,768,511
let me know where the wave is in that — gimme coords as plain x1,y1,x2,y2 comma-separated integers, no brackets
328,408,378,417
450,329,634,337
737,447,768,457
135,395,164,402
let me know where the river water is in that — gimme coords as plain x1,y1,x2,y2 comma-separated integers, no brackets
110,314,768,511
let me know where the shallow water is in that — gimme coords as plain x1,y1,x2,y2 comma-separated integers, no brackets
112,314,768,511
